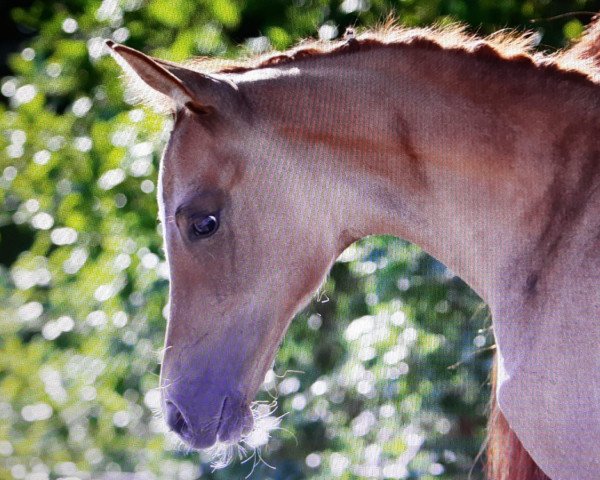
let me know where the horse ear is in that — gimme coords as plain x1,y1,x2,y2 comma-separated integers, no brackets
105,41,211,114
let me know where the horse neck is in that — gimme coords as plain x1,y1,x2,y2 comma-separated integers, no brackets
232,42,600,479
239,44,598,305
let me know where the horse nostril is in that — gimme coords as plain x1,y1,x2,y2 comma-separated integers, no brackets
165,400,190,437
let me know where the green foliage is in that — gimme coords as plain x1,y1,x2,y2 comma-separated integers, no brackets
1,0,598,479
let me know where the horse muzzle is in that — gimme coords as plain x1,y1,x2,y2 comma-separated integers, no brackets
163,389,254,449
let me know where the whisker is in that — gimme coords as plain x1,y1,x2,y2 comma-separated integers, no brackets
272,369,305,378
154,345,173,358
263,385,278,400
203,398,284,475
257,447,276,470
157,374,184,390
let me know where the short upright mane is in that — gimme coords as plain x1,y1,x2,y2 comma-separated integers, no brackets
185,21,600,82
119,20,600,113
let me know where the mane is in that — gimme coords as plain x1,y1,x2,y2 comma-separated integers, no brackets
120,19,600,114
184,20,600,82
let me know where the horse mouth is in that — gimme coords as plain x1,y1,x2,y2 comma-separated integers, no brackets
215,396,228,440
216,395,255,446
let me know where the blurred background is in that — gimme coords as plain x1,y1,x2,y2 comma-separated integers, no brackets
1,1,598,479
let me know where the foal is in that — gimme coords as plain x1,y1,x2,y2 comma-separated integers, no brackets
107,19,600,480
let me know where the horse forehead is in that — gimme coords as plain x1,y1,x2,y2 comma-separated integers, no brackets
160,121,245,206
161,117,215,175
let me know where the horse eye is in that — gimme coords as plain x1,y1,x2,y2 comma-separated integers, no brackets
190,214,219,239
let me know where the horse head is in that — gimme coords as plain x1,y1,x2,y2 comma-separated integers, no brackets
107,42,355,450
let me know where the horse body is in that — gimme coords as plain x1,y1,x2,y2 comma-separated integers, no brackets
107,23,600,479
